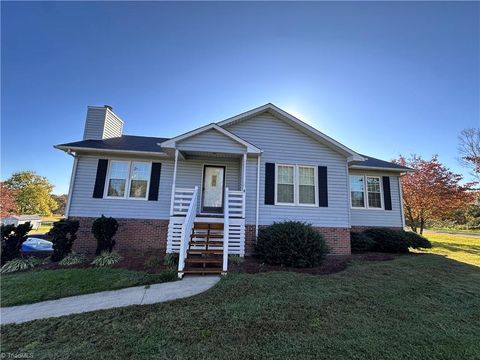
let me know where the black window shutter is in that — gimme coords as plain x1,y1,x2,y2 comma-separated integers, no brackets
148,163,162,201
318,166,328,207
93,159,109,198
383,176,392,210
265,163,275,205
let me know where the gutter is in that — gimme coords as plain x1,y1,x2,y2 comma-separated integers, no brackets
54,145,169,158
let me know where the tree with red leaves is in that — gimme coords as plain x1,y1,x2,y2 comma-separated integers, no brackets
0,182,18,217
394,155,475,234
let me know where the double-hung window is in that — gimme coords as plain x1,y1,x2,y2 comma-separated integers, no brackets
106,160,151,200
276,164,317,206
350,175,383,209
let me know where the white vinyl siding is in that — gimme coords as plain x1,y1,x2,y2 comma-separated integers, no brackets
68,155,241,220
350,170,404,228
226,113,349,227
177,129,246,154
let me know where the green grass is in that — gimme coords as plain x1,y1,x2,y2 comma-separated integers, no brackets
421,232,480,266
1,268,177,307
426,227,480,235
2,255,479,359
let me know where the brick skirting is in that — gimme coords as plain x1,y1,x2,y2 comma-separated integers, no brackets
245,224,351,256
69,217,169,254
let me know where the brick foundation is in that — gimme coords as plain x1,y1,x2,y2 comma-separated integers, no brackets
70,217,169,254
245,224,351,256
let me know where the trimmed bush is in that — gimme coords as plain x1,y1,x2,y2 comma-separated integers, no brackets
49,219,80,262
92,216,119,255
163,253,179,269
255,221,328,268
362,228,410,253
350,232,376,253
92,251,122,267
404,231,432,249
361,228,432,253
1,257,45,274
1,222,32,265
59,252,86,266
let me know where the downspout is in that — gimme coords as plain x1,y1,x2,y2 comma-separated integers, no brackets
64,150,78,218
398,174,406,229
346,161,351,229
255,155,261,238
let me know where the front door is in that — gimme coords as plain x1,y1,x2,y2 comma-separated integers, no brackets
202,165,225,213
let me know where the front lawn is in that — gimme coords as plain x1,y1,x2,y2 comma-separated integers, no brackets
1,268,177,307
421,232,480,266
2,254,479,359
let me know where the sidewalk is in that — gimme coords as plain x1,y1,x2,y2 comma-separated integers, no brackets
1,275,220,325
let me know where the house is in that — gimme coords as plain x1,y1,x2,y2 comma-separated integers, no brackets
1,215,42,230
55,104,410,276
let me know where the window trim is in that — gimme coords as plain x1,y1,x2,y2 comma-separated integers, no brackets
349,174,384,210
275,164,318,207
104,160,152,201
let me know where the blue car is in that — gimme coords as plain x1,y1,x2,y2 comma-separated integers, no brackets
21,238,53,252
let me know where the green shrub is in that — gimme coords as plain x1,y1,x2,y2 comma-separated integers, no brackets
362,228,410,253
92,216,119,255
0,257,44,274
144,255,163,268
1,222,32,265
228,255,244,265
350,232,376,253
49,219,80,262
59,252,86,266
163,253,179,269
255,221,328,268
91,251,122,267
403,231,432,249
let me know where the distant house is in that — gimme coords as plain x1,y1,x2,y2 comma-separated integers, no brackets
1,215,42,230
55,103,411,276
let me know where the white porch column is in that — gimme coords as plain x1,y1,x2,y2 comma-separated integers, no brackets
169,149,179,216
255,155,261,237
242,153,247,190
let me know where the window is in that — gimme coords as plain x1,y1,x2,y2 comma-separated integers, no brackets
129,162,150,198
366,176,382,208
298,166,316,205
350,175,383,209
107,161,129,197
277,165,295,204
106,160,151,199
350,175,365,208
275,164,318,206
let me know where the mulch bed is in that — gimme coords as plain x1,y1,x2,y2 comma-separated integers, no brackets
230,252,396,275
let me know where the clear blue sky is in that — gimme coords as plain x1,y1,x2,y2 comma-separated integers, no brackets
2,1,479,194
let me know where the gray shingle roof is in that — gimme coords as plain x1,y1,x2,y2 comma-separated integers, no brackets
356,154,411,171
56,136,410,171
57,135,169,153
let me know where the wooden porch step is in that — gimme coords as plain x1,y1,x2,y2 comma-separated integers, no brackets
193,222,224,230
183,268,223,274
190,234,224,239
188,249,223,255
185,258,222,264
189,240,224,245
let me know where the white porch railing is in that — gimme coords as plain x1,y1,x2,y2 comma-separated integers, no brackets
172,187,196,216
223,188,230,273
167,186,246,257
177,186,198,277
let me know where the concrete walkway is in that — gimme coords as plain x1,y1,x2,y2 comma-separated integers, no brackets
1,276,220,325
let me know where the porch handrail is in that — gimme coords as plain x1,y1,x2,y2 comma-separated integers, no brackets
178,186,198,276
223,188,230,273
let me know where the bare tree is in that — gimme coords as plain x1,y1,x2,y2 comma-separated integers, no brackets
458,128,480,181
